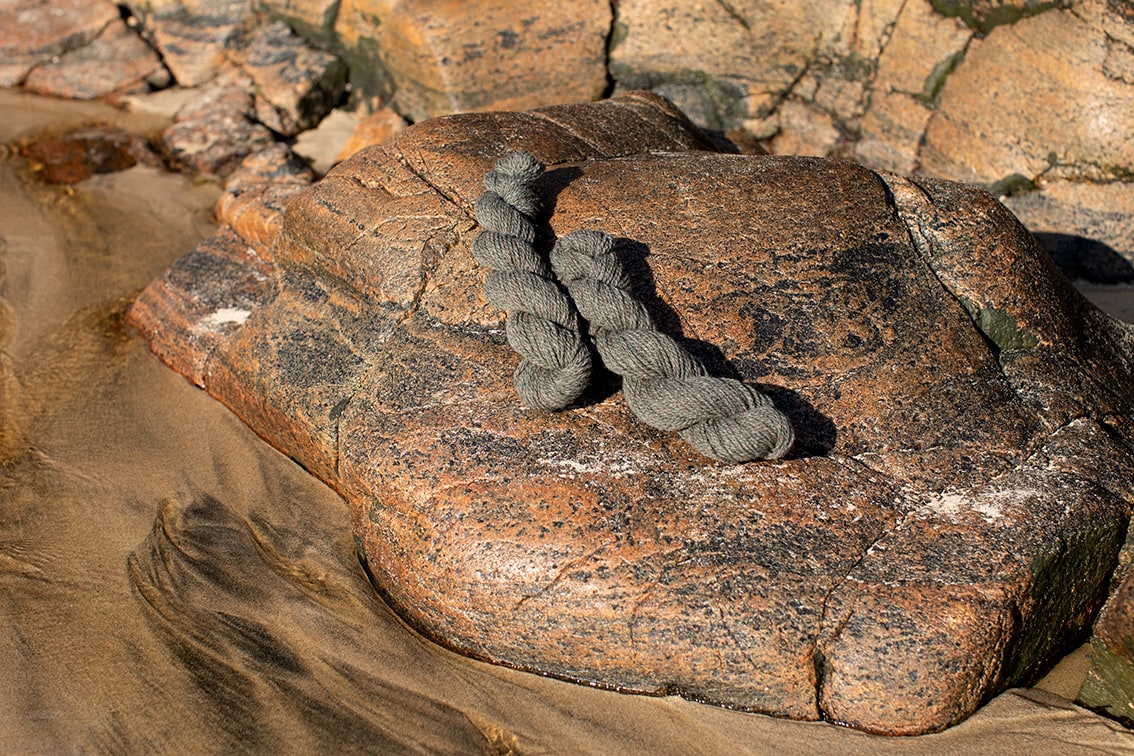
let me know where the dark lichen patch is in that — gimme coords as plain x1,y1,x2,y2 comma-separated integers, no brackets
930,0,1065,35
1079,637,1134,727
988,173,1037,199
918,50,967,107
959,298,1040,352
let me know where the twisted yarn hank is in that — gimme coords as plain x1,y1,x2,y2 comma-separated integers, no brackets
471,151,592,410
550,229,795,463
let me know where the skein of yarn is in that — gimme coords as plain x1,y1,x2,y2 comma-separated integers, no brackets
550,229,795,463
471,152,593,410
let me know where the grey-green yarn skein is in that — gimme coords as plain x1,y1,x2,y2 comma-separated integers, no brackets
471,152,592,410
550,229,795,462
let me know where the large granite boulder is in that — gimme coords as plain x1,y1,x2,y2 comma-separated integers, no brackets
127,92,1134,735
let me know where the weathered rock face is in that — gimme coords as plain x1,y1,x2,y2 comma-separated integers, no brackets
231,20,348,137
161,87,275,176
22,16,170,100
258,0,611,115
128,92,1134,735
609,0,1134,269
124,0,252,87
1079,565,1134,725
0,0,120,87
4,2,1130,275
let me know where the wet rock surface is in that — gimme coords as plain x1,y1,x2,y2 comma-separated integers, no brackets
128,93,1134,735
21,125,162,183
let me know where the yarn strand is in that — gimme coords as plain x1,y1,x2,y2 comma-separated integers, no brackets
550,229,795,462
471,152,592,410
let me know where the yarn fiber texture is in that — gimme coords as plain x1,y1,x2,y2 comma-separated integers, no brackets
471,152,795,463
471,152,593,410
550,229,795,463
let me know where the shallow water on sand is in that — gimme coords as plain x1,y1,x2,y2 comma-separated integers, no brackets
1,91,1131,753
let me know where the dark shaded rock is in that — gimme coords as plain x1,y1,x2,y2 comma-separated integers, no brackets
23,17,171,100
233,20,347,137
1079,569,1134,726
0,0,119,87
161,87,275,177
260,0,340,50
930,0,1063,34
128,92,1134,735
1005,181,1134,278
22,125,162,184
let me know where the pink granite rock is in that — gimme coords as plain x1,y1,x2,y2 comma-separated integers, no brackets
128,93,1134,735
22,17,169,100
160,87,274,176
0,0,119,87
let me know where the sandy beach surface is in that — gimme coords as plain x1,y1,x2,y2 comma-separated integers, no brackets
2,90,1131,753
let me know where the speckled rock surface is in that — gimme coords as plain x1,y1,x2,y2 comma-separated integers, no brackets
161,87,274,176
128,92,1134,735
332,0,611,119
123,0,251,87
0,0,119,87
230,20,347,137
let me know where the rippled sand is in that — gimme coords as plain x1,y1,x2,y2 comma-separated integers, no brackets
1,90,1130,753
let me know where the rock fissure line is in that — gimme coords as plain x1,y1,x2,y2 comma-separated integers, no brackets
526,109,609,157
911,32,975,172
881,173,1033,387
392,147,471,214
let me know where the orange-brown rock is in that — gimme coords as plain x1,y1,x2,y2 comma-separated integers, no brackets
215,144,315,253
333,107,408,164
23,125,161,184
128,92,1134,735
920,5,1134,187
333,0,611,120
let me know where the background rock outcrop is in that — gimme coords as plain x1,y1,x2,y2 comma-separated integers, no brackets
2,1,1130,272
128,93,1134,735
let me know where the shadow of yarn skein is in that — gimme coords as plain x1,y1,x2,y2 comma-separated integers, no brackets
540,165,834,459
612,236,837,459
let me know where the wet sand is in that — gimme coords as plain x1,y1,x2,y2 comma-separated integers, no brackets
1,91,1131,753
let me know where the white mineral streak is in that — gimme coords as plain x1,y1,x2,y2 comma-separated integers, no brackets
924,489,1038,523
201,307,252,329
540,458,637,479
